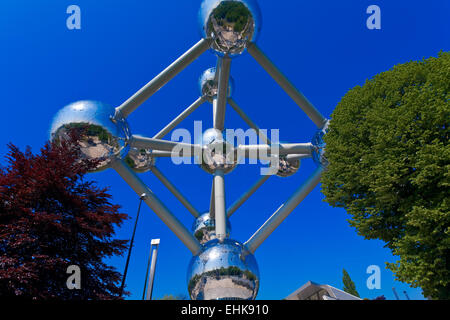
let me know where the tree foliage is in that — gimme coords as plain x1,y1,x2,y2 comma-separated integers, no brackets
322,52,449,299
342,269,360,298
0,138,129,299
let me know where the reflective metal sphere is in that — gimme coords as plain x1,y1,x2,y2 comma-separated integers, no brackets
312,121,330,168
199,0,262,56
187,239,260,300
200,129,238,174
50,101,130,172
199,68,234,102
275,155,301,178
192,212,232,244
124,147,155,173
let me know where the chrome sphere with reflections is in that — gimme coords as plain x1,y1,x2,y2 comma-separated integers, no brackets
192,212,232,244
199,0,261,56
124,147,155,173
199,128,238,174
187,239,260,300
276,155,301,178
199,68,234,102
312,121,330,168
50,101,130,172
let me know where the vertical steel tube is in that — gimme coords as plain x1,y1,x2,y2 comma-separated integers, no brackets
245,167,324,254
247,43,327,128
142,245,152,300
111,160,201,255
214,170,227,241
146,241,160,301
150,167,200,218
116,38,212,118
209,179,215,218
153,96,206,140
214,56,231,131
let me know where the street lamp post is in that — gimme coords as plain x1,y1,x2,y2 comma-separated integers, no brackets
143,239,161,300
119,193,147,297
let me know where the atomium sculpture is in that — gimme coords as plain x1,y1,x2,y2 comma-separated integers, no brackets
50,0,329,300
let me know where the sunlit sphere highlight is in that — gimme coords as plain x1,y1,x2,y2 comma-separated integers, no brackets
192,212,232,244
124,147,155,173
199,128,238,174
199,0,262,56
187,239,260,300
312,121,330,168
50,101,130,172
199,67,234,102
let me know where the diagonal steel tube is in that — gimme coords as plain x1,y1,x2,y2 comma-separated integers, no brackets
227,174,271,218
244,167,324,254
214,56,231,131
214,170,227,241
228,98,271,145
116,38,212,118
153,96,206,140
111,159,201,255
150,166,200,218
130,135,203,156
247,43,327,128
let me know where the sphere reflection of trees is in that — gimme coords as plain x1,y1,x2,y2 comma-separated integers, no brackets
199,68,234,102
187,239,259,300
50,101,130,172
199,129,237,174
199,0,261,56
124,148,155,173
192,212,231,244
275,155,300,178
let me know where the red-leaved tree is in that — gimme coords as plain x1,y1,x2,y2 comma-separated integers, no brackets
0,138,129,299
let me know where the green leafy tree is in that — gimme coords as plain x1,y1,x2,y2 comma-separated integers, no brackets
342,269,360,298
322,52,450,299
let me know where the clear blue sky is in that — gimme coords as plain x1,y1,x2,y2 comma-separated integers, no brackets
0,0,448,300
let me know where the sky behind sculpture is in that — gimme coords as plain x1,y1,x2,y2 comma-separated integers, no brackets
0,0,448,300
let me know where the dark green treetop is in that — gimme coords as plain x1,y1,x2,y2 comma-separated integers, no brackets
342,269,360,298
322,52,449,300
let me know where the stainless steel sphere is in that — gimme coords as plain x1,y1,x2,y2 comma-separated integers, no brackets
199,67,234,102
124,147,155,173
276,155,301,178
192,212,232,244
312,120,330,168
187,239,260,300
50,101,130,172
199,0,261,56
200,128,238,174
